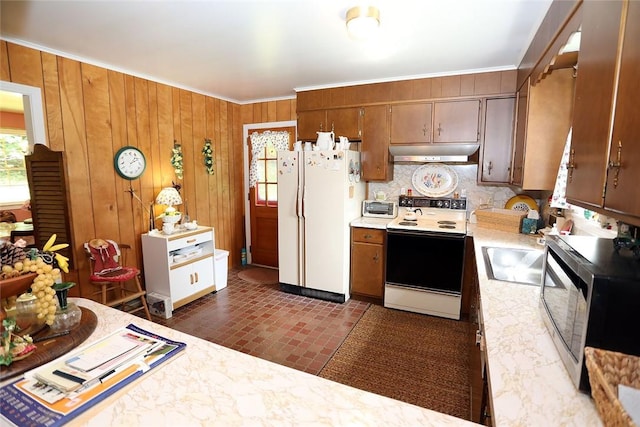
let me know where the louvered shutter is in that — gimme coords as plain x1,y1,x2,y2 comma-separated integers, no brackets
25,144,74,270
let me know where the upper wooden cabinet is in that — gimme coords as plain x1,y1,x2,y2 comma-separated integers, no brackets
479,97,515,184
433,100,481,143
361,105,392,182
390,100,480,144
511,69,574,190
297,107,362,141
568,0,640,224
390,103,432,144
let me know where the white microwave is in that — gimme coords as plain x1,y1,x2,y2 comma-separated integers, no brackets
362,200,397,218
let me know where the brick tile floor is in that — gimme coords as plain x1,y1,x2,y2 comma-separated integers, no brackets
147,266,370,374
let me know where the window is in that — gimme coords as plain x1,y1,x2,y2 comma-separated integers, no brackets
255,142,278,207
0,133,30,205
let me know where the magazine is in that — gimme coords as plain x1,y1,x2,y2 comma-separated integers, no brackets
0,324,186,427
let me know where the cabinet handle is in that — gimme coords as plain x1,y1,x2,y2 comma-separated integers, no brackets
437,123,443,136
195,272,199,282
487,161,493,176
190,274,194,285
186,238,197,244
567,148,577,183
364,234,373,239
422,124,428,136
373,251,379,263
608,141,623,188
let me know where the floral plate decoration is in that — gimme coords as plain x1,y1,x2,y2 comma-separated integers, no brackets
411,164,458,197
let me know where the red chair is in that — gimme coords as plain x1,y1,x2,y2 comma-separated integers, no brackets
84,239,151,320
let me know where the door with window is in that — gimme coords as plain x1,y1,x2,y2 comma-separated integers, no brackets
248,127,293,267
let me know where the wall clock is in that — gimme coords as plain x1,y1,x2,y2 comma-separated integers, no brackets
114,146,146,180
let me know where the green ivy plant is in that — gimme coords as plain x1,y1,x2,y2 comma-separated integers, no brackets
171,140,183,179
202,138,214,175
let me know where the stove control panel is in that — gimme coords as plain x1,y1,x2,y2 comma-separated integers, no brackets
398,195,466,210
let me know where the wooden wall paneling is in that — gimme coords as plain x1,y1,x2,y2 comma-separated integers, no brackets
6,43,44,89
192,92,210,227
81,64,120,241
171,87,182,151
204,97,218,231
0,41,9,81
178,90,195,222
390,80,414,101
275,99,293,122
474,72,501,95
460,75,475,96
57,56,91,295
413,78,432,100
218,101,232,258
41,52,63,151
441,75,462,97
266,101,277,123
230,104,244,262
156,84,175,193
145,81,160,230
430,77,443,99
500,70,517,93
329,87,345,107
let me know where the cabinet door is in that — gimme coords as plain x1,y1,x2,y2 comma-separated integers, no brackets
433,100,481,143
297,110,326,141
169,256,214,307
479,97,515,184
327,107,362,140
511,79,529,186
390,103,432,144
361,105,392,181
604,0,640,219
566,0,622,209
350,241,384,298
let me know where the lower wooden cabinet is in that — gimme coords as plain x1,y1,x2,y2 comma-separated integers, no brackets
350,227,385,299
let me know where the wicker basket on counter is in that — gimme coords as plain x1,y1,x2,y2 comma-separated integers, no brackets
584,346,640,427
475,208,527,233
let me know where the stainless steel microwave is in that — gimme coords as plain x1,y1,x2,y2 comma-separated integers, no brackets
540,235,640,392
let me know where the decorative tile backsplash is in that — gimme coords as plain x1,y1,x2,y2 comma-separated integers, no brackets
368,164,522,216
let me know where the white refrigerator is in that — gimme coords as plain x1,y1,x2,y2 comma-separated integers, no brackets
277,150,365,303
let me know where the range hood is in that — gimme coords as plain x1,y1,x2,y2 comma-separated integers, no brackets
389,143,480,163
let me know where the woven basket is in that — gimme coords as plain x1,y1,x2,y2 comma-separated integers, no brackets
475,208,527,233
584,346,640,427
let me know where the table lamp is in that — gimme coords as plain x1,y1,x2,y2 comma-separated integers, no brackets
155,187,182,233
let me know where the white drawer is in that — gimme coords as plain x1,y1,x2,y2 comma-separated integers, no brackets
166,228,213,252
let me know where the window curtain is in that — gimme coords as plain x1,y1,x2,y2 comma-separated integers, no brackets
249,131,289,188
550,128,572,209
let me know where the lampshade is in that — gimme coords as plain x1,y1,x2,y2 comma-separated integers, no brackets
155,187,182,208
346,5,380,39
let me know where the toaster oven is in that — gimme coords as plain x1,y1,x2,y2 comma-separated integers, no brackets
362,200,397,218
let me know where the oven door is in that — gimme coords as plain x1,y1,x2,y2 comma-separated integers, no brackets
385,229,465,294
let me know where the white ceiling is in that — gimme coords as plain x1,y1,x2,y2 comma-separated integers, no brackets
0,0,553,104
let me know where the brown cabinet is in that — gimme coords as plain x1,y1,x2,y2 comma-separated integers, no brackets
478,97,515,184
390,102,432,144
511,68,574,189
361,105,393,182
350,227,385,299
297,107,362,141
433,100,481,143
568,0,640,224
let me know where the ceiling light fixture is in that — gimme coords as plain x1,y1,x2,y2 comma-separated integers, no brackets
346,5,380,40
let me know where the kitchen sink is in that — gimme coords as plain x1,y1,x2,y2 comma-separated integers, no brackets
481,246,544,286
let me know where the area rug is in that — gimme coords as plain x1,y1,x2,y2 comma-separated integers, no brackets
237,267,279,285
319,305,471,420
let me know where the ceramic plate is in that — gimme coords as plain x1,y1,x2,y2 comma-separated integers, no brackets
411,164,458,197
505,195,538,212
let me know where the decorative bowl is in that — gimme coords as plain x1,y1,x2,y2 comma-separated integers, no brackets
161,213,181,224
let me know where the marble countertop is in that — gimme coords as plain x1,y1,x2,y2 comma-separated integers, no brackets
7,298,476,426
469,225,601,426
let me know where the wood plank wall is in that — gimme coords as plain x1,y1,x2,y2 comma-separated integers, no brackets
1,40,296,299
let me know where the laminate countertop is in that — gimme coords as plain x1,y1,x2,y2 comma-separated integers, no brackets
1,298,476,426
468,224,601,426
349,217,603,426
